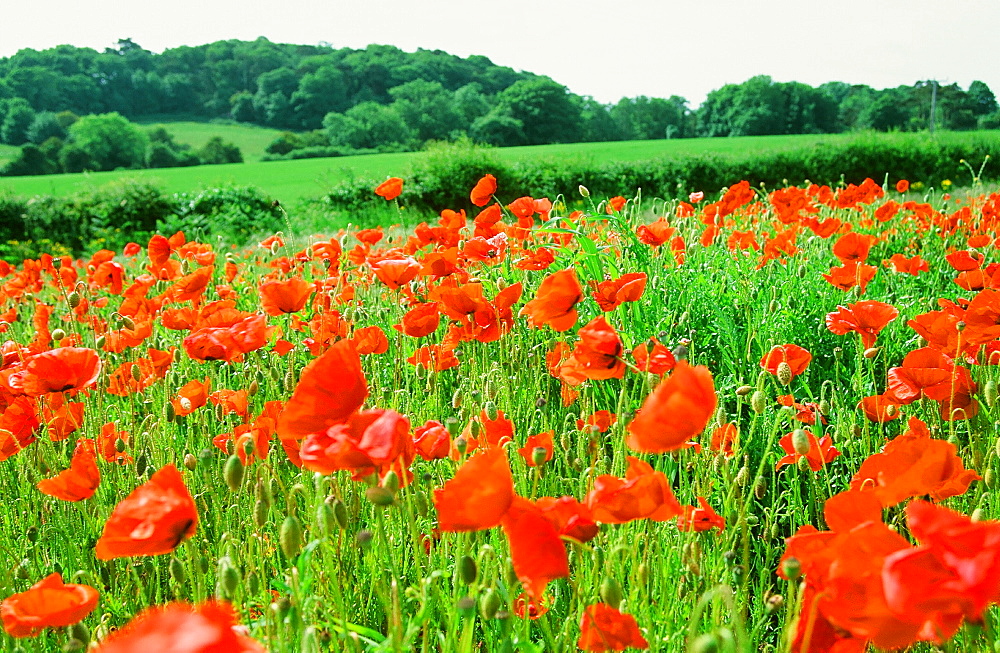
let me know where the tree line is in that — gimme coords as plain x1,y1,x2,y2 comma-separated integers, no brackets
1,38,998,172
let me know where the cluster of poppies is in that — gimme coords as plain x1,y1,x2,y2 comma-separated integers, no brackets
0,172,998,651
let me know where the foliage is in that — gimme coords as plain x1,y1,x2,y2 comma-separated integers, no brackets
69,112,149,171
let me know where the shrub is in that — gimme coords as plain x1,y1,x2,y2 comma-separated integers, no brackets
164,185,283,244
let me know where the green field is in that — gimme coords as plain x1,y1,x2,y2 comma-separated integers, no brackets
1,130,997,206
136,119,288,161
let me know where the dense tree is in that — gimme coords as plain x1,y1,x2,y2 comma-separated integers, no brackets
493,78,583,145
389,80,462,143
291,65,349,129
68,112,149,170
27,111,67,144
197,136,243,164
1,98,36,144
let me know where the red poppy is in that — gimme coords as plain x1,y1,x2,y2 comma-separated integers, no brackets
182,315,272,362
626,361,716,453
518,430,554,467
520,268,583,332
43,396,85,441
434,448,514,532
395,302,441,338
260,277,314,316
413,420,451,461
560,317,627,383
606,196,628,213
760,344,812,380
884,253,929,276
710,423,738,458
677,496,726,534
93,601,264,652
577,410,617,433
590,273,647,312
631,338,676,375
17,348,102,397
635,217,675,247
832,232,877,263
534,496,599,543
586,457,682,524
825,300,899,349
578,604,649,652
299,409,412,478
896,180,909,193
407,343,460,371
371,257,421,290
775,430,841,471
851,418,980,506
276,339,368,440
1,573,99,638
501,497,570,601
37,438,100,501
823,260,878,293
470,174,497,207
352,325,389,355
95,464,197,559
375,177,403,200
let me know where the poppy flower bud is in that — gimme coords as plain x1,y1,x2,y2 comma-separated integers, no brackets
750,390,767,414
984,469,995,490
483,401,499,422
280,516,303,558
458,555,477,585
223,454,245,492
253,499,269,528
765,594,784,614
818,399,831,416
95,335,106,349
689,633,720,653
356,529,373,549
218,558,240,598
366,486,395,506
68,622,90,649
579,185,590,198
972,508,985,522
599,577,623,609
735,385,752,397
68,291,81,308
734,464,750,488
984,380,997,409
315,501,335,536
776,362,792,386
535,396,547,408
781,557,801,581
672,344,688,361
456,596,476,618
136,454,148,477
169,556,186,585
791,429,811,455
479,588,502,620
451,389,463,409
327,497,349,530
592,545,604,567
863,347,880,359
796,456,812,473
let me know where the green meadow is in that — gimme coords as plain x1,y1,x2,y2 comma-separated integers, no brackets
1,129,997,208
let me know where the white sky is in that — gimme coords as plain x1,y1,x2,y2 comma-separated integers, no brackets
3,0,998,107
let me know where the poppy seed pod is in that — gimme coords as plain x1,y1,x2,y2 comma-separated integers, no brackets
791,429,811,456
217,558,240,597
68,291,81,308
223,454,244,492
484,401,499,421
280,516,303,559
531,446,548,468
765,594,784,614
253,499,269,528
781,557,801,581
381,471,400,493
984,380,997,409
169,557,185,585
479,588,502,620
51,328,66,342
458,555,477,585
735,385,753,397
776,362,792,386
599,577,624,609
796,456,812,473
366,486,395,506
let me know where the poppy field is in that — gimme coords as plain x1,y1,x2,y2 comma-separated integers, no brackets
1,171,1000,653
